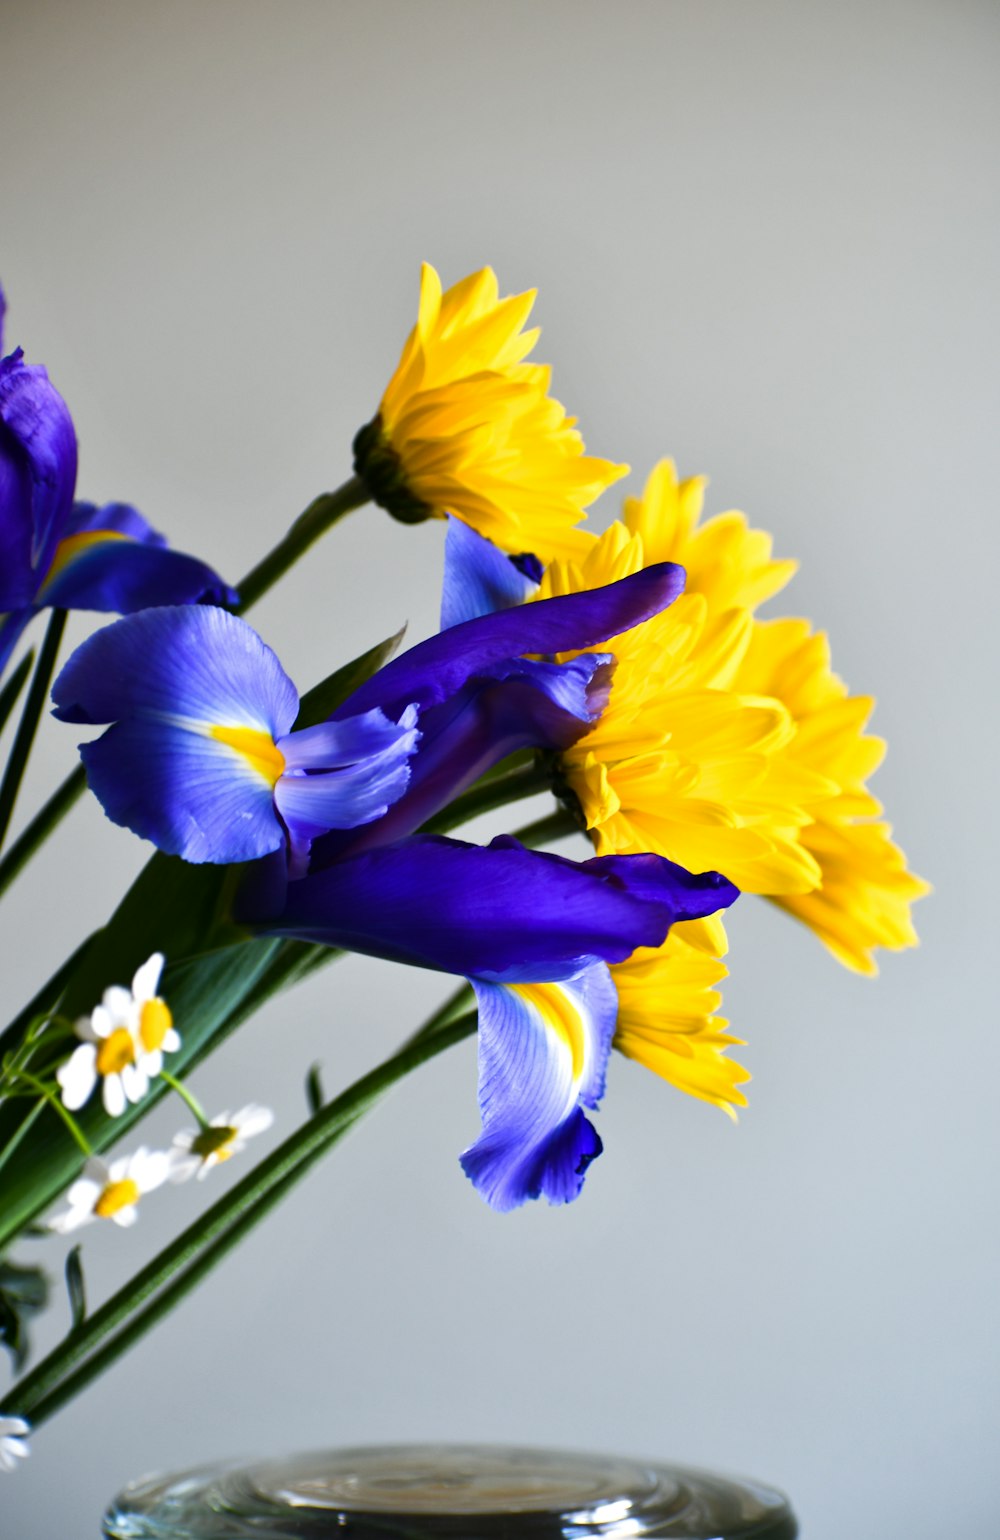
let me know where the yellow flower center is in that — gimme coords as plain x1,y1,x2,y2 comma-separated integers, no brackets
94,1178,141,1219
210,725,286,787
191,1125,237,1161
95,1027,136,1077
139,997,173,1052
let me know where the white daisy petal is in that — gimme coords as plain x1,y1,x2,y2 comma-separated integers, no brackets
57,1045,98,1111
131,953,165,1002
103,1074,127,1118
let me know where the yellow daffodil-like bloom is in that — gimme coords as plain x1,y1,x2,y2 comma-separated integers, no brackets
610,935,749,1118
354,264,627,561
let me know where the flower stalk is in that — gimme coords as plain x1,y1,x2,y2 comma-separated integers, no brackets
0,611,67,854
233,477,370,615
1,1004,477,1429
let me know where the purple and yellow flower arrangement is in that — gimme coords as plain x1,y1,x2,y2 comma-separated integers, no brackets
0,266,926,1461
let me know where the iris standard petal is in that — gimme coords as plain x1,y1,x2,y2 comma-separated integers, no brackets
337,563,685,724
51,605,299,737
274,706,420,876
37,501,238,612
315,652,612,861
459,963,616,1211
440,514,540,629
0,350,78,611
259,833,738,981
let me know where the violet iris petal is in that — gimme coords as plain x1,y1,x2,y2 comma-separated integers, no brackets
313,651,613,862
440,514,539,629
37,501,238,612
52,606,299,863
260,832,739,982
51,606,420,867
0,350,78,612
313,564,683,863
460,963,616,1211
335,562,685,724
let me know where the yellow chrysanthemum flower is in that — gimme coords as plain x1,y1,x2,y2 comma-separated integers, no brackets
545,457,928,975
610,934,749,1118
537,518,836,956
353,264,627,561
731,618,931,973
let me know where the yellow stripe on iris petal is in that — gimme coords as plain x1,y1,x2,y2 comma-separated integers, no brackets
509,982,587,1080
41,530,130,590
209,725,285,786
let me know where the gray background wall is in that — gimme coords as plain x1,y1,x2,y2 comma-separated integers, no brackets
1,3,996,1535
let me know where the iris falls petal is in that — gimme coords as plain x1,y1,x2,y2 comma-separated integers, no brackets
460,964,617,1211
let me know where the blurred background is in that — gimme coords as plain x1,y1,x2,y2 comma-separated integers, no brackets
1,2,997,1535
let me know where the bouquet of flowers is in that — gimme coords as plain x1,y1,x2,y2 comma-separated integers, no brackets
0,265,927,1475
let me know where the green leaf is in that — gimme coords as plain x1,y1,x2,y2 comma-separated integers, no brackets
0,1257,49,1372
294,628,406,730
0,651,35,738
64,1247,86,1332
306,1063,324,1115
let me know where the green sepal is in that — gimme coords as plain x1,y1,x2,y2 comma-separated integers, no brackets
64,1247,86,1333
0,1256,49,1372
294,628,406,730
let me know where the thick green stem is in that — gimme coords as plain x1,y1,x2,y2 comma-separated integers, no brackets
0,611,67,854
2,1004,476,1427
0,651,35,737
234,477,369,614
419,761,553,837
509,809,580,850
0,765,87,904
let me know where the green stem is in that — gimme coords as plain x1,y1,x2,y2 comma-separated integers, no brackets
4,1008,476,1427
11,1072,91,1160
509,809,580,850
0,651,35,737
420,761,553,837
0,611,68,854
234,476,369,614
0,765,87,904
159,1072,209,1129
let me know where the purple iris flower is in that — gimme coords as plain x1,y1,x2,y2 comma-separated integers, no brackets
51,605,421,872
0,289,235,674
264,834,738,1210
52,562,739,1210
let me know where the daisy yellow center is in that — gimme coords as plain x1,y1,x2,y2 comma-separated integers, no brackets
95,1027,136,1077
94,1178,140,1219
210,726,285,786
139,997,173,1052
510,983,586,1080
191,1125,237,1160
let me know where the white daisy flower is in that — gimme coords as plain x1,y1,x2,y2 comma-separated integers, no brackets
169,1105,274,1182
0,1416,30,1474
48,1147,171,1233
56,952,179,1118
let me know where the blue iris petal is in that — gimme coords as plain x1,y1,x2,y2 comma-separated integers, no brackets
275,706,421,877
0,350,78,612
315,652,613,861
337,563,685,725
37,501,238,612
52,607,300,864
80,718,285,864
260,833,739,981
460,963,617,1211
440,515,539,629
52,605,299,737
